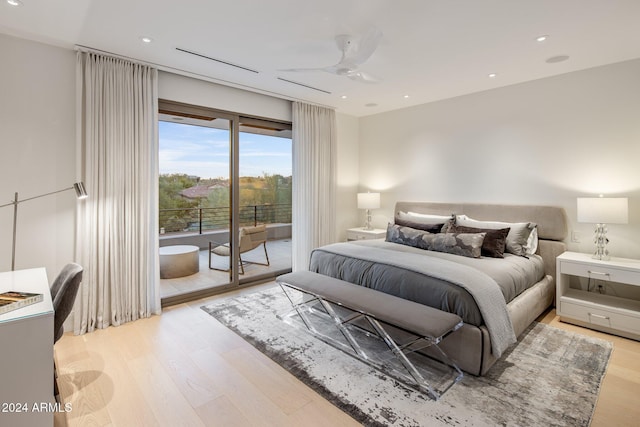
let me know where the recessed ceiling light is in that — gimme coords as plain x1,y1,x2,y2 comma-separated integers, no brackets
403,95,410,99
340,95,347,99
546,55,569,64
536,35,549,42
141,37,153,43
7,0,23,6
488,73,497,78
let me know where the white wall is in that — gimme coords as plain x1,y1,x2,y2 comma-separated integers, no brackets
359,59,640,259
0,34,77,281
158,71,292,122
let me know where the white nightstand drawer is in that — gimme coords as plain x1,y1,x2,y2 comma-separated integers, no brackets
560,261,640,285
346,228,386,241
560,299,640,334
349,233,368,240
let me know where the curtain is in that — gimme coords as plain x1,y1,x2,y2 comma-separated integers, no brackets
74,51,161,334
291,102,337,271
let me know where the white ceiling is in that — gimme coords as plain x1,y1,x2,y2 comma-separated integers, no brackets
2,0,640,117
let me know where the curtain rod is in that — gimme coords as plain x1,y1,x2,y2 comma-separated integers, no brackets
74,45,335,112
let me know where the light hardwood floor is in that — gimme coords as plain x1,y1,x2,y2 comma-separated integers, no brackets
54,283,640,427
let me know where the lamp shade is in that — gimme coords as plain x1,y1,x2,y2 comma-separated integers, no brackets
357,192,380,209
577,197,628,224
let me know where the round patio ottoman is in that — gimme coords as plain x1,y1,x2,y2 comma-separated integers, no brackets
159,245,200,279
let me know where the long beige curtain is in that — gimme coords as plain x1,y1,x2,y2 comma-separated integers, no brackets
74,51,161,334
291,102,337,271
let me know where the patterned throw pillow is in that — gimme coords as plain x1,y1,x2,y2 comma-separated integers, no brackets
429,232,486,258
386,224,485,258
386,223,434,250
447,224,510,258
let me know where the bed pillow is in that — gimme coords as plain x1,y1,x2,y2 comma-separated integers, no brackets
394,217,445,233
526,227,539,255
386,223,433,250
386,223,485,258
455,215,536,256
429,232,486,258
397,211,454,232
447,224,510,258
406,211,454,222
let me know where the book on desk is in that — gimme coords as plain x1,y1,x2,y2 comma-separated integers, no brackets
0,291,44,315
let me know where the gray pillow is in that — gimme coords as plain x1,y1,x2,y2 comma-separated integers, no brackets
386,223,433,250
397,211,454,228
429,232,486,258
394,217,445,233
386,223,485,258
455,215,535,256
448,224,510,258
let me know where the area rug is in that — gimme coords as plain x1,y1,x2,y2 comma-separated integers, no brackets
202,287,612,426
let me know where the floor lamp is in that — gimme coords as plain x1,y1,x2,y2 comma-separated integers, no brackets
0,182,88,271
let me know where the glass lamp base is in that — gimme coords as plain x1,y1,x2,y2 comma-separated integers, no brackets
363,209,373,230
592,223,610,261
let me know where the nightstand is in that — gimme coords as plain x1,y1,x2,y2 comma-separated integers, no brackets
556,251,640,340
346,227,386,241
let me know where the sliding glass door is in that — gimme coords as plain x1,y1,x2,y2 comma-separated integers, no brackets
158,100,292,303
238,118,292,285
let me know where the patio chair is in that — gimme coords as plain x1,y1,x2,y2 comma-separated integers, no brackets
208,224,270,274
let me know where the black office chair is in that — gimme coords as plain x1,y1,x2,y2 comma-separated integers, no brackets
51,262,83,399
52,263,83,343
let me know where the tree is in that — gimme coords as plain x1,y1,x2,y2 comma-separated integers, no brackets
159,174,200,231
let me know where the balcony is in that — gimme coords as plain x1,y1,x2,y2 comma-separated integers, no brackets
159,204,292,300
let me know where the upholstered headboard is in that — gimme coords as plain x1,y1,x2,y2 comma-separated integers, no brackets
394,202,568,281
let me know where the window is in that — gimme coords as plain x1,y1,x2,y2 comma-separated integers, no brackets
158,100,292,302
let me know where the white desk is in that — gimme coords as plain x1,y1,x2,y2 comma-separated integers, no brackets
0,268,54,427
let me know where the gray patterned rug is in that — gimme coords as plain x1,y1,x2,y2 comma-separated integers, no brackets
202,287,612,426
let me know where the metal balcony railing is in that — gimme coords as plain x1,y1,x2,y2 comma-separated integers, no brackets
159,203,292,235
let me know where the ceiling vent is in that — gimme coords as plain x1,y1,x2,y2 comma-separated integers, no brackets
277,77,331,94
176,47,259,73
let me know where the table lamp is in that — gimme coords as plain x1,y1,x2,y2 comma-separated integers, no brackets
1,182,88,270
577,196,628,260
357,192,380,231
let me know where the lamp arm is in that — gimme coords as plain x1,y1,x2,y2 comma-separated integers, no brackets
1,185,81,271
0,186,75,208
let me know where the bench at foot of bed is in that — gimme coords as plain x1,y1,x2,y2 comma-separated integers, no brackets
276,270,464,400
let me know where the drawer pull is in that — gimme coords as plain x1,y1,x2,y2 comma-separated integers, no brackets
587,270,610,278
589,313,610,320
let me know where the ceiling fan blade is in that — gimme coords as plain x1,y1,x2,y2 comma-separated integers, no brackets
279,28,382,81
346,70,379,83
345,27,382,66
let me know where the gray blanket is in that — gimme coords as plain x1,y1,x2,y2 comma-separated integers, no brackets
310,242,517,358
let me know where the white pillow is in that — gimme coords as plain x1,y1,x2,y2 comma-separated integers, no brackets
455,215,536,257
397,211,454,224
406,211,454,221
526,227,538,255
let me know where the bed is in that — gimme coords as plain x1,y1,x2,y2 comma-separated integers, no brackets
309,201,568,375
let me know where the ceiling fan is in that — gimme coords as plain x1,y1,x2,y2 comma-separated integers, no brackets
281,28,382,83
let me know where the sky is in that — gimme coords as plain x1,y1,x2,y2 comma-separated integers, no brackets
159,121,292,179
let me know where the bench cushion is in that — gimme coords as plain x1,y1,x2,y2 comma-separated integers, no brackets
277,271,463,339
